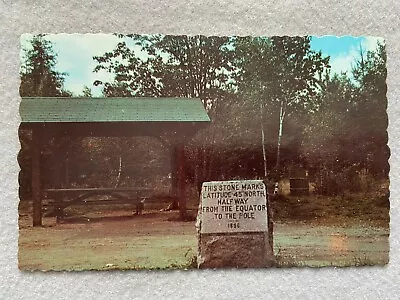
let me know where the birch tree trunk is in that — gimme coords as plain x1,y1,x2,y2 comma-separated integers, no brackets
114,140,123,188
115,155,122,188
260,102,268,178
275,100,286,172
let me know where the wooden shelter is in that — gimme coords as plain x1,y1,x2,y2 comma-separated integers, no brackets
19,97,210,226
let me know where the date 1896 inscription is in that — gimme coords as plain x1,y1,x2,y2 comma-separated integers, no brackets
200,180,268,234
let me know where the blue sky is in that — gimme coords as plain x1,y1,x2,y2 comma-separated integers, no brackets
311,36,384,75
20,34,384,97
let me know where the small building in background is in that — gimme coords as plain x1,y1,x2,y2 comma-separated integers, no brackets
289,167,309,196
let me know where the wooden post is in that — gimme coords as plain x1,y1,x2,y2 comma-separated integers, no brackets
267,193,274,251
171,147,178,197
53,139,61,188
53,133,64,217
32,126,42,227
177,145,187,220
65,136,70,187
197,147,204,195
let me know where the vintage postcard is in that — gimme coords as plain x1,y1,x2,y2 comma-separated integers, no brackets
18,34,389,270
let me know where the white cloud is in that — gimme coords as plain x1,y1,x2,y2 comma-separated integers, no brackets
21,34,385,96
47,34,124,96
20,34,148,96
329,36,384,76
329,52,357,76
362,36,385,52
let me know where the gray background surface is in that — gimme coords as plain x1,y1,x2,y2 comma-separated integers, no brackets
1,1,399,299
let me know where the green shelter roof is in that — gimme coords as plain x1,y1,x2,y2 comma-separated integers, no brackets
20,97,210,123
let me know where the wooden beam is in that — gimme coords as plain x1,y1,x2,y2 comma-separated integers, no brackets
177,145,187,220
31,126,42,227
21,120,209,225
44,187,154,193
20,121,208,138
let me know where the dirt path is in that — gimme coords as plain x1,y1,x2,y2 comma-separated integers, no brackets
18,210,389,270
19,210,197,271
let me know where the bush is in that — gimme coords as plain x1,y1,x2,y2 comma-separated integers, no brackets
314,167,383,196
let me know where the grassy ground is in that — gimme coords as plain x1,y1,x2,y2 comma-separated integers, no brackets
18,182,390,270
271,183,389,227
273,221,389,267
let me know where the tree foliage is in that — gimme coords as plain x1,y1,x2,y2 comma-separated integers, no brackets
18,34,388,200
232,36,330,176
19,35,72,199
20,34,70,97
301,42,388,194
93,34,235,102
92,35,239,186
89,35,388,193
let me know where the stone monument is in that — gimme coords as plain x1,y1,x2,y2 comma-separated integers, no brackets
196,180,274,268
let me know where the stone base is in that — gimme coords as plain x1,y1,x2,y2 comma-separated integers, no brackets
198,232,275,269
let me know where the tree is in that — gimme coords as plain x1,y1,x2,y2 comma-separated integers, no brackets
231,37,274,178
20,34,70,97
350,41,388,177
301,73,356,193
93,34,238,190
301,40,388,194
93,34,235,101
234,36,330,179
19,34,72,200
81,85,93,97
